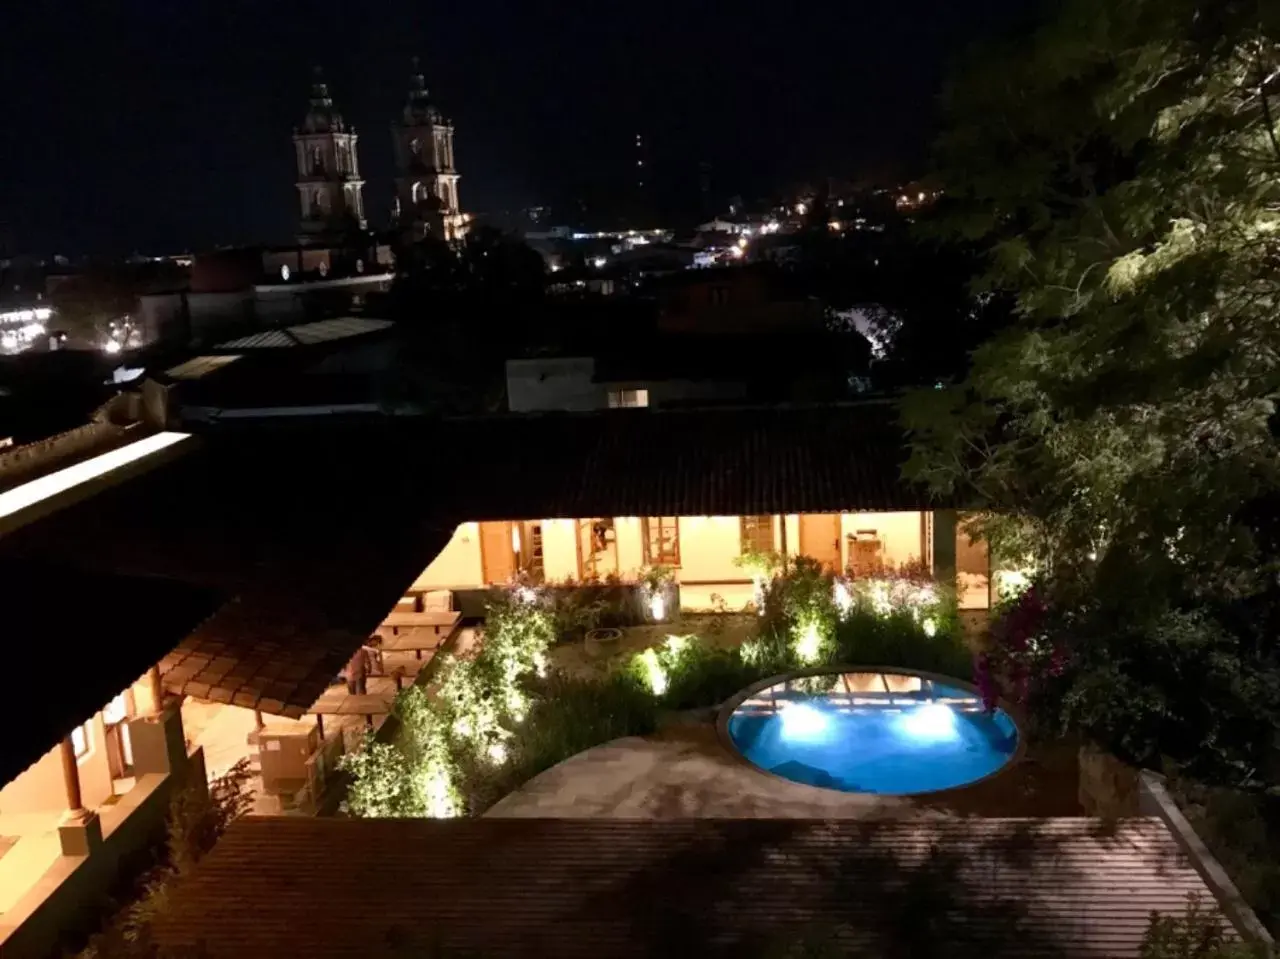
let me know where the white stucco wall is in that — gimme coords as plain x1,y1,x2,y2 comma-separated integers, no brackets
615,517,645,576
506,357,603,412
412,523,484,589
676,516,744,582
541,518,580,582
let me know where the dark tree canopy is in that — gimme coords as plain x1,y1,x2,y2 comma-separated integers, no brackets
905,0,1280,789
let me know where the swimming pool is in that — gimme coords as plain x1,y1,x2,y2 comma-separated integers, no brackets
723,669,1019,796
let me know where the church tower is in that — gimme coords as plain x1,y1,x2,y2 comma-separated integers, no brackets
293,69,367,245
392,59,466,242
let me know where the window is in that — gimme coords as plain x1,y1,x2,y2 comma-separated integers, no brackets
310,146,325,175
71,721,92,761
643,517,680,566
607,388,649,409
740,515,775,555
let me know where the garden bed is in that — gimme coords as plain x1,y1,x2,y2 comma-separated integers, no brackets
340,560,976,819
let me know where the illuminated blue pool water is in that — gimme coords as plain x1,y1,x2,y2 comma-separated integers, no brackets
726,673,1019,796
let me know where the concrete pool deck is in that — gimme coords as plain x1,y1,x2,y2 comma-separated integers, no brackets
486,719,1084,819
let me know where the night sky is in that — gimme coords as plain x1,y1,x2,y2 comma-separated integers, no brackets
0,1,1032,255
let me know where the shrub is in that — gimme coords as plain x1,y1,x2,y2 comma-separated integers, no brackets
1139,894,1266,958
1165,777,1280,936
458,670,658,813
656,637,769,711
78,760,254,957
343,587,557,819
340,736,429,818
760,557,839,665
831,606,972,680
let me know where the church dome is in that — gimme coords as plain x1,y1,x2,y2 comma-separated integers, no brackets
299,69,349,134
404,60,445,125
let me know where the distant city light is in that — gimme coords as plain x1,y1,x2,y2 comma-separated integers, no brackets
0,307,53,326
0,431,193,523
592,256,607,268
103,340,122,354
736,236,748,249
795,203,807,216
280,264,291,281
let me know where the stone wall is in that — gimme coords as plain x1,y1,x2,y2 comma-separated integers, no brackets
1077,743,1140,817
0,393,137,487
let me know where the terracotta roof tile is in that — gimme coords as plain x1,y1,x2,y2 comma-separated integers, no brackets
0,405,942,778
0,559,221,786
155,817,1238,959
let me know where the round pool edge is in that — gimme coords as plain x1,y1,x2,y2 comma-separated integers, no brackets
713,664,1027,800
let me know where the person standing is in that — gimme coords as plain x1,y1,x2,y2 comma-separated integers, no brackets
345,645,369,696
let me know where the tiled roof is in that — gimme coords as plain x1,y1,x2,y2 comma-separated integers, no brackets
215,317,393,350
155,525,448,717
430,403,942,518
0,429,453,720
154,817,1235,958
0,559,221,785
0,405,939,724
164,354,244,380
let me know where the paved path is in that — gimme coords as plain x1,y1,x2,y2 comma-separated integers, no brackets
487,722,931,819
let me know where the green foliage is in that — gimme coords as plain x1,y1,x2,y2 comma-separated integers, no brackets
459,670,659,814
1054,609,1280,787
1169,777,1280,934
340,736,428,818
652,636,773,711
79,760,254,958
906,0,1280,790
639,563,676,592
739,627,798,676
1139,894,1265,958
734,546,785,580
542,585,609,642
760,556,839,664
832,607,972,681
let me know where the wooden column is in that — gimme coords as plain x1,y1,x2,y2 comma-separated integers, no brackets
60,734,84,814
147,665,164,715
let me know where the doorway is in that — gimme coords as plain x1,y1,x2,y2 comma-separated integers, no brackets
799,514,842,571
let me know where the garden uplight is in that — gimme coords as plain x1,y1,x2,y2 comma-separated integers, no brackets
649,592,666,621
637,648,668,695
832,580,853,616
794,620,822,664
663,634,690,655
